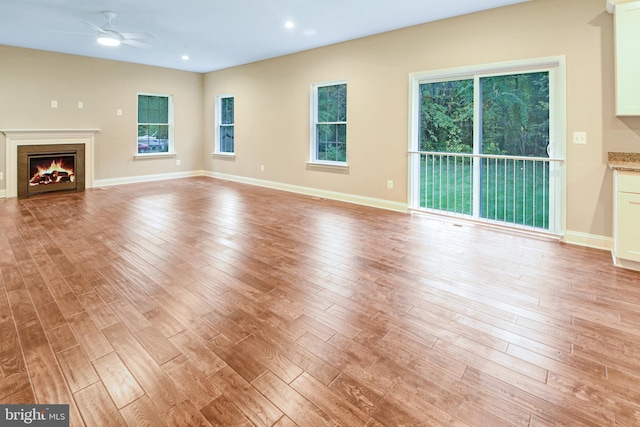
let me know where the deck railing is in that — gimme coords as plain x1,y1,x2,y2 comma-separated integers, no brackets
411,151,563,231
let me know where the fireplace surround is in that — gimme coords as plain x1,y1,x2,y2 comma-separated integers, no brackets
2,129,98,198
18,144,84,198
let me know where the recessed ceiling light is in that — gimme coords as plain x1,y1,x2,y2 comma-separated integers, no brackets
181,54,190,60
284,21,294,29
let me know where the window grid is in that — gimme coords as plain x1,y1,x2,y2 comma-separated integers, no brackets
216,95,235,154
312,82,347,164
137,94,172,154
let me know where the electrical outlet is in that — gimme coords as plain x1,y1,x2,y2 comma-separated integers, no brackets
387,179,394,189
260,165,265,172
117,109,123,116
573,131,587,144
78,101,83,109
51,100,58,108
176,159,181,166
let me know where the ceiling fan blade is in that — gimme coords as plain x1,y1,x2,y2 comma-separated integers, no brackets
82,20,106,33
77,12,151,46
122,39,150,48
120,32,154,40
51,30,93,36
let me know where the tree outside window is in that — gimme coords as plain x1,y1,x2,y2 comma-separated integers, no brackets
312,82,347,163
216,95,234,154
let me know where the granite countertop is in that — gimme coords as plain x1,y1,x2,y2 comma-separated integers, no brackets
608,152,640,172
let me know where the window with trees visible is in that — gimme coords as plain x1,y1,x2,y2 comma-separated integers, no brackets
419,73,550,156
215,95,234,154
409,58,565,234
311,81,347,164
137,94,173,154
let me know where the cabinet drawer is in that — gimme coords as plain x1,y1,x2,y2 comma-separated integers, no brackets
617,171,640,193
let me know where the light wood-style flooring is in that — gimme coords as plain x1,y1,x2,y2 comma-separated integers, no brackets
1,176,640,426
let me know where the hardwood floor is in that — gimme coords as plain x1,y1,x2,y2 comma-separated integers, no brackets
1,176,639,426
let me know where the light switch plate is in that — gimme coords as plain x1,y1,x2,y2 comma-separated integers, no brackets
573,131,587,144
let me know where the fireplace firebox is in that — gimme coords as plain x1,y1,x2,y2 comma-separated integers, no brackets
17,144,85,198
28,153,77,195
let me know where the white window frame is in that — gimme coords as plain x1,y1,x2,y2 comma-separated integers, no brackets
214,94,235,156
136,92,175,158
309,80,348,167
408,56,567,236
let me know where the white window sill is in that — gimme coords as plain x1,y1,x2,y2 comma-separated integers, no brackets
212,152,236,159
134,152,177,160
306,161,349,171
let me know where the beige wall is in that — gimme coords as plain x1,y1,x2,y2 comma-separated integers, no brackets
0,46,204,184
2,0,640,242
203,0,640,240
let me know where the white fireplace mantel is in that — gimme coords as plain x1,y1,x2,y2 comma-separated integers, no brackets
2,129,99,198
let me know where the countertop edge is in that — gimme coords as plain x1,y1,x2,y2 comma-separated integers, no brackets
609,163,640,172
608,152,640,172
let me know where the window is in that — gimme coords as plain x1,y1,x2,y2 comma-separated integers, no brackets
215,95,234,154
311,81,347,164
137,93,173,155
409,57,566,234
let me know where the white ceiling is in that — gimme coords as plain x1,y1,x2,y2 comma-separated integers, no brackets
0,0,530,73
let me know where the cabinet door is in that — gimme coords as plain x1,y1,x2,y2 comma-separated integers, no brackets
618,192,640,262
616,1,640,115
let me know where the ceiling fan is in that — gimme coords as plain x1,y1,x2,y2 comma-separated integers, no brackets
83,11,153,48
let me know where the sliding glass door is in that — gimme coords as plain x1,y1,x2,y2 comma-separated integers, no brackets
409,58,565,234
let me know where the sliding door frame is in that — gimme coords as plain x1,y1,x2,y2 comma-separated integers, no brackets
408,56,566,236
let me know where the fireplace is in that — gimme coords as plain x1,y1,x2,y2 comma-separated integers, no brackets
29,154,76,193
1,129,98,199
15,143,87,198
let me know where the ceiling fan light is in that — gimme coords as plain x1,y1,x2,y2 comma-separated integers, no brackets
97,35,121,47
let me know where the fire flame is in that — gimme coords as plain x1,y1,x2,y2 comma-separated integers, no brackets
30,158,75,185
34,159,73,177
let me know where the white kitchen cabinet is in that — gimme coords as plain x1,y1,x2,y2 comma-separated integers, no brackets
613,171,640,270
615,1,640,115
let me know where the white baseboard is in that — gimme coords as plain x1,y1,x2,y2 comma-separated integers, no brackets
563,230,612,251
7,169,615,256
94,170,204,188
205,171,408,213
0,189,5,198
614,256,640,272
